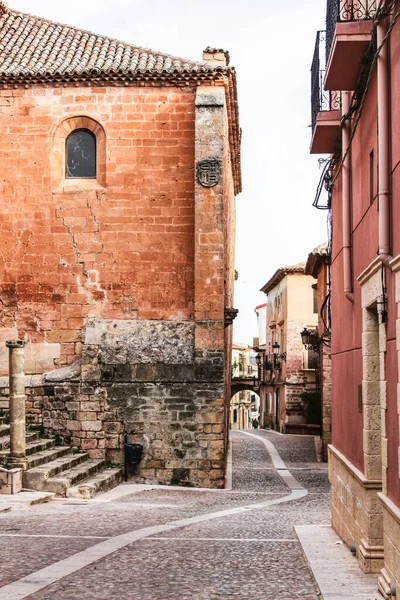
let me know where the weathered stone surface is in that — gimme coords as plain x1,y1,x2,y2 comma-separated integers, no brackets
86,320,195,365
43,361,82,383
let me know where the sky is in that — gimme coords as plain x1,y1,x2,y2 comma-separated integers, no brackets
10,0,328,345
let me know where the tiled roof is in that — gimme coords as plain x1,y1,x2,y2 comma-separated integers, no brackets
0,9,231,82
305,242,330,277
260,262,306,295
0,7,241,193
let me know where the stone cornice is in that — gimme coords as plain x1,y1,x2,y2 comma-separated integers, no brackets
328,445,382,489
357,257,383,286
388,254,400,273
378,492,400,523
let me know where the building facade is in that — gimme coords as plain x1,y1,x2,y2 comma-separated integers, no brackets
304,243,332,460
310,0,400,594
230,343,258,430
257,264,319,433
0,4,241,489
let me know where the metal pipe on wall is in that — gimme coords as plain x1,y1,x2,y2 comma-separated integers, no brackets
342,91,354,302
377,17,391,261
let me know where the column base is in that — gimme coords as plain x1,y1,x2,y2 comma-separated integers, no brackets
378,568,393,600
359,538,385,573
7,457,28,471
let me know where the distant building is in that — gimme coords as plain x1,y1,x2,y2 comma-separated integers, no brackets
257,263,319,433
304,243,332,460
230,343,258,430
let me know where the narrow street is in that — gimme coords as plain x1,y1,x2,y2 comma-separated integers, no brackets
0,431,330,600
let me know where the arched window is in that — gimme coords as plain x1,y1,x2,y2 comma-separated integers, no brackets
66,129,96,178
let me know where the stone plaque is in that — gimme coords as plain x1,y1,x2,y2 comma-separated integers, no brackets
196,157,221,188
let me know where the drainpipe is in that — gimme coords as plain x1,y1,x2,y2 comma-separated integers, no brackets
342,91,354,302
377,16,391,262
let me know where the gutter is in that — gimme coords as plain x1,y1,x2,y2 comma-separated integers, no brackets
342,91,354,302
376,15,391,264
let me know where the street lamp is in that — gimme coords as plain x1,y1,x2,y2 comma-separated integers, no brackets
300,327,311,348
256,354,261,366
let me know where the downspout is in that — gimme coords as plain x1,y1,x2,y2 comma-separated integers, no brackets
342,91,354,302
377,15,391,262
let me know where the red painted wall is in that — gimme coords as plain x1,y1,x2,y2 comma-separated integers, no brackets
331,18,400,503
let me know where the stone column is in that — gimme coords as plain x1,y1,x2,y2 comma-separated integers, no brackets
6,340,27,467
194,85,226,487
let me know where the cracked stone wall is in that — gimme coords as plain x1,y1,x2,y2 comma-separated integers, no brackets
0,83,233,488
0,86,195,368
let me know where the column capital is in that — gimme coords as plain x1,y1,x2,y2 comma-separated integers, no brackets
5,340,27,349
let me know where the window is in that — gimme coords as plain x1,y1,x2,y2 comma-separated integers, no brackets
313,286,318,313
66,129,96,178
369,149,374,205
233,409,238,423
305,349,320,369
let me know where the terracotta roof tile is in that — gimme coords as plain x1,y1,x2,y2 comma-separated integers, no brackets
305,242,330,277
260,262,306,295
0,9,228,82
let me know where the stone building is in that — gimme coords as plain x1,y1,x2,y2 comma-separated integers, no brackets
304,243,332,461
310,0,400,594
258,263,319,433
0,3,241,491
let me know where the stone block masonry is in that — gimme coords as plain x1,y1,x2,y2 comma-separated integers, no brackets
0,82,235,488
0,86,196,368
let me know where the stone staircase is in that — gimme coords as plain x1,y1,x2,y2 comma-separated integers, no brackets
0,423,123,499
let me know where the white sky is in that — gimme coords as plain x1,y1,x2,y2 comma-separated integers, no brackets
10,0,328,345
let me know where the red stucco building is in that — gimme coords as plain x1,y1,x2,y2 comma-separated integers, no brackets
0,3,241,494
311,0,400,595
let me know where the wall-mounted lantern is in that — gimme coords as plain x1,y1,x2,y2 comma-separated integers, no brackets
301,327,311,348
273,342,280,368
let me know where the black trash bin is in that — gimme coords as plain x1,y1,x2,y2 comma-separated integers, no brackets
124,441,143,481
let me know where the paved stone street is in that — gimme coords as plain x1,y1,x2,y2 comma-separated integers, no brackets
0,430,331,599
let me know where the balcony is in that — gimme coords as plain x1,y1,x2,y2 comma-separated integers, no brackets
310,31,341,155
324,0,376,91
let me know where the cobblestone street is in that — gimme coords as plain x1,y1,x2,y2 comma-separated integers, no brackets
0,430,330,599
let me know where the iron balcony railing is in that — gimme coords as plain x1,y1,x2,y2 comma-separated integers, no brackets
326,0,377,61
311,31,342,133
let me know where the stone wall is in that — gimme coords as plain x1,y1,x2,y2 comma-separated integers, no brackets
0,318,226,487
321,345,332,461
378,494,400,599
0,81,234,490
329,445,383,573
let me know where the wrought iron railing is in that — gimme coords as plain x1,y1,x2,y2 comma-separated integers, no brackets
311,31,342,133
326,0,377,61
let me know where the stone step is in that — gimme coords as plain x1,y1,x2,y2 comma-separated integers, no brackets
0,437,56,459
0,424,10,437
25,437,56,456
66,467,124,499
0,431,38,452
23,453,89,491
42,459,107,497
26,446,72,470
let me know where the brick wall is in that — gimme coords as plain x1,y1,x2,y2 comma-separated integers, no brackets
0,82,234,488
0,86,195,367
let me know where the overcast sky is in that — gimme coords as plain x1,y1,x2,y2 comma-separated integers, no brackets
11,0,328,345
